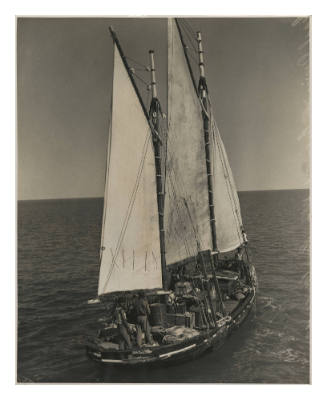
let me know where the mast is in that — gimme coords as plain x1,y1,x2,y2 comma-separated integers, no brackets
196,30,227,314
196,30,218,252
149,50,168,290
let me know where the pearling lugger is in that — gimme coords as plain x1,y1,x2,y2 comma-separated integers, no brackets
85,18,257,367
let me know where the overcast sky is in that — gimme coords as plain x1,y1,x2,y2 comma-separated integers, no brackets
17,17,310,200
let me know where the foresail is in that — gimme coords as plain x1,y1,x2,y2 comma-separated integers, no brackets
98,44,162,296
211,117,244,252
165,19,212,266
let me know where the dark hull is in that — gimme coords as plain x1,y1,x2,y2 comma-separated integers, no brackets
86,286,256,367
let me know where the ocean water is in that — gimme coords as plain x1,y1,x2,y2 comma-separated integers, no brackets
17,189,310,383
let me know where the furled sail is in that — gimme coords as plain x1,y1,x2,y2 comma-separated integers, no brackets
165,19,212,266
98,44,162,296
210,116,244,252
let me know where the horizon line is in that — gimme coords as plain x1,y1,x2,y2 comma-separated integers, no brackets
18,187,310,202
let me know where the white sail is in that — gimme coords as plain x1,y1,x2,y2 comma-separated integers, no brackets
210,117,244,252
98,44,162,296
165,19,212,266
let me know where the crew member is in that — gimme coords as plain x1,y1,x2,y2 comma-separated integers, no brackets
235,247,246,280
114,299,132,350
241,228,248,245
134,292,154,347
235,247,243,261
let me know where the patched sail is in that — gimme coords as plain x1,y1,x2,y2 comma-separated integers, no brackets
210,117,244,252
98,44,162,296
165,19,212,266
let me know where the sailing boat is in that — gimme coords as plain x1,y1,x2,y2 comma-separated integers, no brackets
86,18,257,366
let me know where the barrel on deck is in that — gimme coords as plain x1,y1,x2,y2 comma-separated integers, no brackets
150,303,167,326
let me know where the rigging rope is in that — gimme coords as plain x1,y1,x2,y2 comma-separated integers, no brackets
179,20,198,55
166,183,191,258
209,107,244,244
132,71,150,88
166,169,195,259
165,126,209,261
209,107,242,229
125,55,149,71
101,132,152,292
183,19,197,39
99,101,112,263
185,48,200,70
165,115,203,261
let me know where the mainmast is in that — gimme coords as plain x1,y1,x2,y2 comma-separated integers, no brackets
196,30,225,315
196,31,218,252
149,50,168,290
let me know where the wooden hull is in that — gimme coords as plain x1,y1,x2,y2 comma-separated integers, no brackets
86,286,256,367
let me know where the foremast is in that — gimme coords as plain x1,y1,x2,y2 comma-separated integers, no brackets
149,50,168,290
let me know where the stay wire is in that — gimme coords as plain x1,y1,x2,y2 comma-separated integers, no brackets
183,18,197,38
132,71,150,88
208,98,242,229
125,55,149,71
179,20,198,55
209,112,244,244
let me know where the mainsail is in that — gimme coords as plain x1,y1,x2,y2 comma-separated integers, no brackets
98,43,162,296
165,19,244,265
165,19,213,266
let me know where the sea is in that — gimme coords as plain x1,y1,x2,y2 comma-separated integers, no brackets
17,189,310,383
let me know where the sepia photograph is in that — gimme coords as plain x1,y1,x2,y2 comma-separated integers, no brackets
17,16,310,384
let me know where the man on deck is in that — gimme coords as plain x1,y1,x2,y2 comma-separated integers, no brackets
114,300,133,350
134,292,154,347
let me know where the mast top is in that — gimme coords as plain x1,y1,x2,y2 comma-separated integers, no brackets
108,25,161,144
196,31,205,79
109,26,115,37
149,50,158,99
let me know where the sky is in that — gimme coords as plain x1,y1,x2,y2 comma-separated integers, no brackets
17,17,310,200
